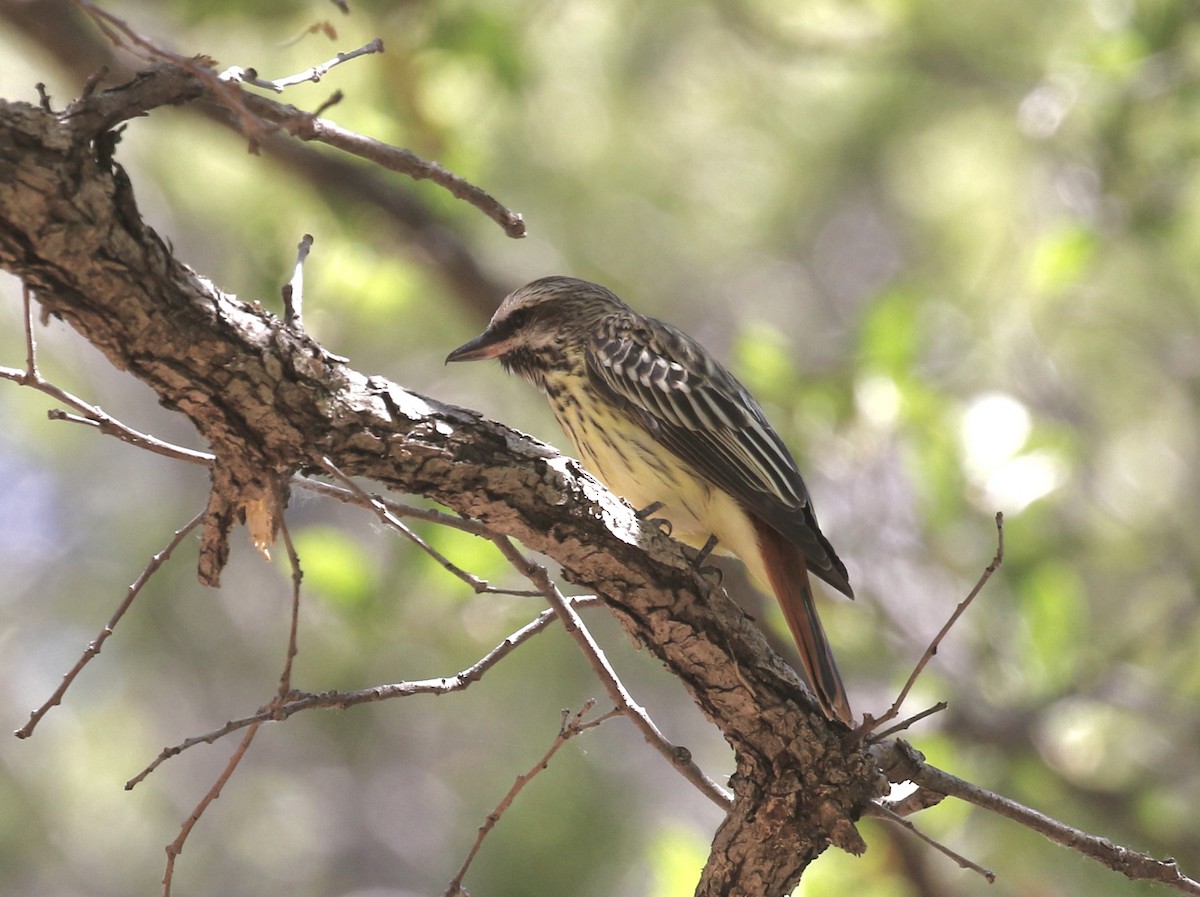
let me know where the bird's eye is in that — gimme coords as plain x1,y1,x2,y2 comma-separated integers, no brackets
500,307,529,333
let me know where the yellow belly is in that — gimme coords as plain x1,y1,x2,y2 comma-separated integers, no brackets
548,388,769,589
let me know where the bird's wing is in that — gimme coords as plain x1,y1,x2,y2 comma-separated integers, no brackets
586,314,852,597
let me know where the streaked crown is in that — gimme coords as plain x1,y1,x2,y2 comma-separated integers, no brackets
446,276,629,383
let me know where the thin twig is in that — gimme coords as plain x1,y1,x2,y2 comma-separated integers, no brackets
71,0,271,142
295,477,499,538
274,517,305,705
22,284,39,379
860,513,1004,739
866,801,995,883
870,701,948,741
81,65,110,98
0,355,214,467
316,456,543,596
237,90,525,237
888,742,1200,895
310,91,343,118
44,409,214,464
443,701,619,897
35,82,53,112
282,233,313,327
490,535,732,809
69,3,525,235
161,513,306,893
124,602,593,788
14,510,206,739
162,723,261,897
1,357,524,559
0,354,544,597
218,39,384,93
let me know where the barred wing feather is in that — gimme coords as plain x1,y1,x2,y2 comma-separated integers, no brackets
586,316,852,597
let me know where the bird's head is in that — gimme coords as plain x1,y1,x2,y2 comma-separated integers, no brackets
446,276,625,379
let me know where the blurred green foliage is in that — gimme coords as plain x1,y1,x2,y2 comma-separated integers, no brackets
2,0,1199,895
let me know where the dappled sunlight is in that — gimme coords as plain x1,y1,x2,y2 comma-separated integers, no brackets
3,1,1199,896
960,392,1064,513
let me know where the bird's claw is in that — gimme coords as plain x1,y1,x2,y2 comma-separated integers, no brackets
646,517,673,536
635,501,673,536
692,533,719,567
687,534,722,584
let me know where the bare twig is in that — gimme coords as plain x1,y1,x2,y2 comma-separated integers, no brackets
309,90,343,118
870,701,948,741
81,65,110,98
490,535,732,809
884,741,1200,895
218,39,383,93
162,723,261,897
236,90,525,237
881,784,946,818
69,3,524,235
6,286,210,463
124,602,593,787
14,510,206,739
161,513,306,894
70,0,268,140
860,513,1004,739
21,284,39,378
866,801,995,883
443,701,619,897
275,517,305,705
282,233,313,327
0,331,214,467
43,408,214,464
35,82,53,111
316,456,543,596
295,477,492,536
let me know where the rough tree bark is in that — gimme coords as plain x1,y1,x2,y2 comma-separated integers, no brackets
0,68,885,896
0,0,512,320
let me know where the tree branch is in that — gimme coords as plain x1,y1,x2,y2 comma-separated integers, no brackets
4,74,1193,897
879,740,1200,895
443,701,620,896
0,78,879,897
0,0,514,320
53,54,524,237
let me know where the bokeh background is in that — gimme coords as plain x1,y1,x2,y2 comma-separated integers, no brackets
2,1,1199,895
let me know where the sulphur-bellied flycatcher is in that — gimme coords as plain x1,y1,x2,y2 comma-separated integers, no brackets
446,276,854,724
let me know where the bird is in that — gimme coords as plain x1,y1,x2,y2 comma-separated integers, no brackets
446,276,854,724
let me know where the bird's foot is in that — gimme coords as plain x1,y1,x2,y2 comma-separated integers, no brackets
686,533,723,585
634,501,672,537
692,533,719,566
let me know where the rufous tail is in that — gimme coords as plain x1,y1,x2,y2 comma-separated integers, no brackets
752,516,854,725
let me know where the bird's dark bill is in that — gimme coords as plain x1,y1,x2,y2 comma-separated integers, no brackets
446,329,506,363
